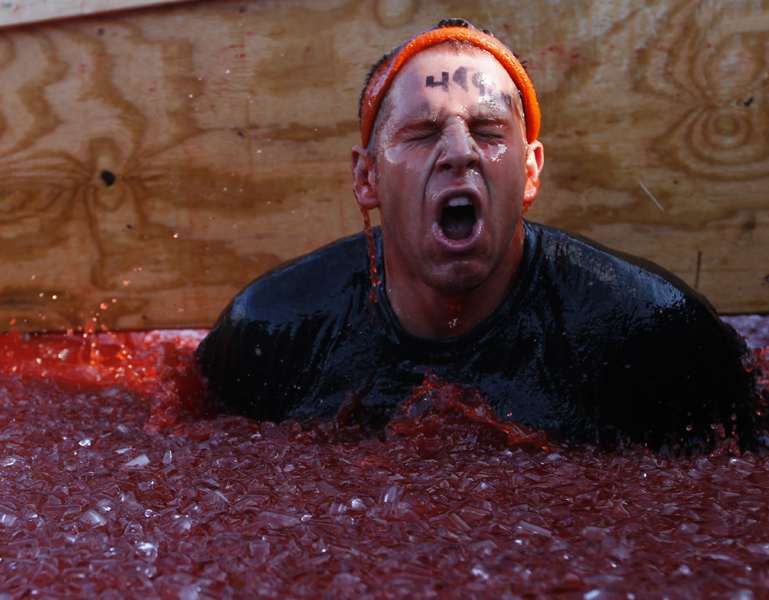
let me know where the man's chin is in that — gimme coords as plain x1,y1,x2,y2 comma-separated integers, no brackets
426,265,490,296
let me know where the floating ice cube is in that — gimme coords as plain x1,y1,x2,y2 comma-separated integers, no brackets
471,564,490,580
135,541,158,560
257,512,300,528
79,509,107,527
123,454,150,468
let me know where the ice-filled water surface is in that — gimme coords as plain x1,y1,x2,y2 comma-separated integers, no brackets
1,322,769,600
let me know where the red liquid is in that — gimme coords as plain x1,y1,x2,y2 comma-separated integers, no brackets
445,296,462,332
0,327,768,599
360,207,381,312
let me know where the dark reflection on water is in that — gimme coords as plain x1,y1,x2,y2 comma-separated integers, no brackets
0,325,767,599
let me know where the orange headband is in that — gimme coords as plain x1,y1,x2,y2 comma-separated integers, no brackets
360,26,541,147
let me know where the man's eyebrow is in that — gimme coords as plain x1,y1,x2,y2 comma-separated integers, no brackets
396,117,440,133
395,108,441,128
470,104,513,121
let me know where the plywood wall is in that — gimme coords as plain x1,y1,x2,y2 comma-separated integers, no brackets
0,0,191,28
1,0,768,332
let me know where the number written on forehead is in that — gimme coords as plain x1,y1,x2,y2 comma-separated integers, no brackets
425,72,449,91
425,66,515,110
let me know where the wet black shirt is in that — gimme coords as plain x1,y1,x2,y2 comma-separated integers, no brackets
197,222,760,452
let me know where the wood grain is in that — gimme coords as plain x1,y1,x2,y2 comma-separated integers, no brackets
0,0,193,28
0,0,767,332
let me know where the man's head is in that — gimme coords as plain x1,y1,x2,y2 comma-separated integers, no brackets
351,19,544,303
358,19,541,151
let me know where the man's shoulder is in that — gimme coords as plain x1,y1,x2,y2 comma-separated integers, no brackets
528,222,712,318
525,223,756,453
227,230,371,327
196,230,374,422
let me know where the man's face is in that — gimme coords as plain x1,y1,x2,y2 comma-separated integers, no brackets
360,47,542,295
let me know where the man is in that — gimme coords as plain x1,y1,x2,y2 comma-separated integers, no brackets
197,19,763,454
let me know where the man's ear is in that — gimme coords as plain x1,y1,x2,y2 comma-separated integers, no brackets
522,140,544,212
351,145,380,210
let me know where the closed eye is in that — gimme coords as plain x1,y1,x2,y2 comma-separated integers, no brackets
471,120,508,141
404,124,440,142
473,130,502,139
472,129,504,141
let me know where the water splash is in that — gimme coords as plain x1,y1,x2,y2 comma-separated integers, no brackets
386,368,548,451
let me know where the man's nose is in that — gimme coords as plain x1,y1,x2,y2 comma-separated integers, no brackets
435,125,479,174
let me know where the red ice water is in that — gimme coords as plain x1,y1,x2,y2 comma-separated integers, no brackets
0,324,768,599
360,207,382,311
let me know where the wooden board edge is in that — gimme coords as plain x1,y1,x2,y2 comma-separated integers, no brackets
0,0,197,28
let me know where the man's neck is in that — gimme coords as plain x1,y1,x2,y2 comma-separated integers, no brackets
383,222,526,340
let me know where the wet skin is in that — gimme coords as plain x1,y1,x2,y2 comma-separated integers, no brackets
352,47,544,340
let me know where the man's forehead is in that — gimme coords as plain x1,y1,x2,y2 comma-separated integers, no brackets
381,47,524,127
394,45,518,93
358,23,541,146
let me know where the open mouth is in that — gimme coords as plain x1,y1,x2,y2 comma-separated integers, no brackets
439,196,477,241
